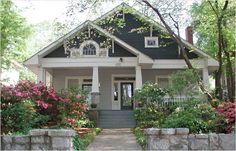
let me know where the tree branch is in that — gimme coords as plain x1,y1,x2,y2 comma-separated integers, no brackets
207,0,219,17
142,0,213,102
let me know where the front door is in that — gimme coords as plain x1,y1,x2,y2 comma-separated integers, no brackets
121,82,133,110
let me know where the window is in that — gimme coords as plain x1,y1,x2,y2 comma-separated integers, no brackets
67,79,79,89
156,76,171,88
83,43,96,55
79,40,99,56
113,83,119,101
145,37,159,48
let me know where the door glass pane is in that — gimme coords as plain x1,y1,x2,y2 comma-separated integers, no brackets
68,79,79,89
121,83,133,109
113,83,118,101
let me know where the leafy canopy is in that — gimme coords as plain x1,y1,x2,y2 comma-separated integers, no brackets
0,0,31,68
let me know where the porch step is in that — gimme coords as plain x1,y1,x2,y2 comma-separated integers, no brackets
98,110,136,128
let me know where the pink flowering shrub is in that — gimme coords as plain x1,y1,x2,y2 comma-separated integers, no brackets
215,101,235,133
1,81,89,134
59,89,88,128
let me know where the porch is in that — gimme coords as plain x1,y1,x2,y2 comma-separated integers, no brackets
37,60,210,110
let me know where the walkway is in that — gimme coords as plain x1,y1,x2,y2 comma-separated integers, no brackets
86,129,142,151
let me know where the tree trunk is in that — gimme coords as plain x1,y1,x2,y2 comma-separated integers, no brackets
215,20,223,100
223,42,235,101
142,0,214,105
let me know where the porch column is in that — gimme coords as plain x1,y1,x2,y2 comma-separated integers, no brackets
91,66,100,108
202,60,209,88
135,66,143,89
37,67,46,83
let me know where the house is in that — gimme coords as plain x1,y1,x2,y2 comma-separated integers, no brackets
24,3,218,112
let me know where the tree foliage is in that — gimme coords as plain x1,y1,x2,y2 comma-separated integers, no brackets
191,0,235,100
0,0,31,69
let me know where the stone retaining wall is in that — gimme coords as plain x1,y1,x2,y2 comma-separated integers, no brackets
144,128,235,150
1,129,76,150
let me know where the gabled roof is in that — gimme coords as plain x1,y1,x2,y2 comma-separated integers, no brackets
24,20,153,65
94,3,216,59
24,2,217,66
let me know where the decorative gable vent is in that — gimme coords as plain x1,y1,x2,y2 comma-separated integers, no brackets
144,37,159,48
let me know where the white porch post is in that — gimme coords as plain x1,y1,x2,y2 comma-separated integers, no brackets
135,66,143,89
91,66,100,108
202,60,209,87
92,66,99,93
37,67,46,83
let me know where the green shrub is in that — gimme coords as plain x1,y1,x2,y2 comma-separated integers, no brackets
73,128,101,150
133,82,170,128
161,102,227,133
77,119,94,128
1,100,48,134
134,104,167,128
134,82,169,105
133,127,146,148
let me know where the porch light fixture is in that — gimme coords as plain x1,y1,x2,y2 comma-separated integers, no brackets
119,57,123,62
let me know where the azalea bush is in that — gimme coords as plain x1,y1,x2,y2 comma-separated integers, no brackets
59,88,89,128
216,101,235,133
1,81,89,134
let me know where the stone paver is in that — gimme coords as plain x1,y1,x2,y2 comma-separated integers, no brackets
86,129,142,151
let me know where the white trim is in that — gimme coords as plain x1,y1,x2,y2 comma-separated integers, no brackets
79,40,99,56
89,22,153,64
144,37,159,48
41,58,138,68
150,25,153,37
152,59,206,69
65,76,92,89
111,74,135,110
24,21,91,65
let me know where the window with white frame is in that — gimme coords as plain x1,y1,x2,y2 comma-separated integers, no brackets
79,40,99,56
66,77,80,89
156,76,171,88
145,37,159,48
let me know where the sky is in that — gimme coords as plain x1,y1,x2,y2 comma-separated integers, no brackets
13,0,123,24
13,0,195,38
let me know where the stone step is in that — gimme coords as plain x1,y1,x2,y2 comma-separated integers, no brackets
98,110,136,128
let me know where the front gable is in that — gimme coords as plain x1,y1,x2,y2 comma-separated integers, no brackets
24,3,218,73
97,10,199,59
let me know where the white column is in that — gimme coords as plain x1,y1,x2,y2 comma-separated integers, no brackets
202,60,209,87
92,66,99,93
135,66,143,89
38,67,46,83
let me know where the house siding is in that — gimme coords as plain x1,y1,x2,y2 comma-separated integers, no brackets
111,13,199,59
52,68,180,110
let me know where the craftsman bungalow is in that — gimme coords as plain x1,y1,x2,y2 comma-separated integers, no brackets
24,3,218,112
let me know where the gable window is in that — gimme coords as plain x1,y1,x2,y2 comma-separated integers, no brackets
79,40,99,56
145,37,159,48
83,43,96,55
